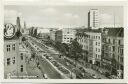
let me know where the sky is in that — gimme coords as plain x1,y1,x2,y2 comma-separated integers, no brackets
4,5,124,28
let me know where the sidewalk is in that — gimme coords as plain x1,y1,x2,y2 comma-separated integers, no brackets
26,59,44,79
66,57,108,79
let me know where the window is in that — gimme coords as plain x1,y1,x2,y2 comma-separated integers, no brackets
20,53,23,60
12,44,15,50
98,49,100,52
99,36,100,40
120,49,123,55
96,54,97,58
120,57,123,63
98,55,100,59
7,45,10,52
20,65,23,72
7,58,11,66
96,48,97,51
96,42,97,45
118,40,121,45
94,36,95,39
96,36,97,39
12,57,15,64
98,42,100,46
108,39,111,43
113,39,115,44
112,46,115,51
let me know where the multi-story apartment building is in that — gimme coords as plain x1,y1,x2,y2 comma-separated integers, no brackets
62,28,76,44
76,28,101,65
76,32,89,51
4,38,20,78
85,29,102,66
88,9,99,29
4,23,27,79
102,28,124,78
50,28,57,41
50,29,62,43
55,30,62,43
18,43,28,78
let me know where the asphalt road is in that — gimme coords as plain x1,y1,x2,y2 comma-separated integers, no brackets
26,37,63,79
37,55,63,79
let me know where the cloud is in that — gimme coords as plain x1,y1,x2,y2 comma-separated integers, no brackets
5,9,18,18
100,13,122,27
73,14,79,18
40,8,58,15
4,9,23,25
100,13,113,24
64,13,79,19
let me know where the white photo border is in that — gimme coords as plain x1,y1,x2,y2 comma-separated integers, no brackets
0,0,128,83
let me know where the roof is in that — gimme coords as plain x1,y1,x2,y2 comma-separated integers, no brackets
76,32,88,37
104,28,124,37
76,28,101,33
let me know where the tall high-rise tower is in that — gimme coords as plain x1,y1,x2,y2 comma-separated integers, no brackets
16,17,21,32
88,9,99,29
24,21,26,29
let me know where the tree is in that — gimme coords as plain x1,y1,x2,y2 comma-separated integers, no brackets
69,38,83,66
61,43,70,56
33,28,37,37
111,55,117,76
54,41,62,51
82,50,89,63
31,53,36,59
30,27,34,36
22,37,26,41
15,29,22,38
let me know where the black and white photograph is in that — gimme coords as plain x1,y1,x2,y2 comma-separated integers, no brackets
4,0,124,79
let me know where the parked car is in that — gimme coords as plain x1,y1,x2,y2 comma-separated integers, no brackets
65,62,69,66
58,66,69,74
91,74,97,79
43,74,48,79
48,57,53,61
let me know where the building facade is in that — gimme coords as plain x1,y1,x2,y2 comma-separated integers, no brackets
55,30,62,43
18,43,28,78
76,32,89,51
50,28,57,41
88,9,99,29
4,39,19,78
85,29,102,66
62,28,76,44
102,28,124,78
4,23,27,79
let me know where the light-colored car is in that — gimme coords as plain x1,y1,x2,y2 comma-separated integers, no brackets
92,74,97,79
43,74,48,79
